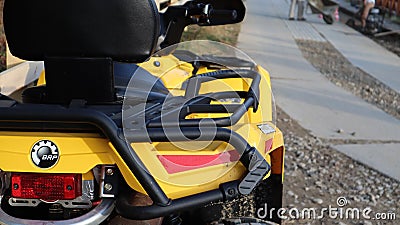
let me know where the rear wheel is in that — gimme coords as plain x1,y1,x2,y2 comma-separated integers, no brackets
254,174,283,224
181,175,283,225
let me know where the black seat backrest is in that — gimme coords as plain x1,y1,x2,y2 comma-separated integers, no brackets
4,0,160,63
4,0,160,104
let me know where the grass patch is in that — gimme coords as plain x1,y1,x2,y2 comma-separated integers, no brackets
181,23,241,46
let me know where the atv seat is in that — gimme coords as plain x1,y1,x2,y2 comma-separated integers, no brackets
22,62,170,104
4,0,161,104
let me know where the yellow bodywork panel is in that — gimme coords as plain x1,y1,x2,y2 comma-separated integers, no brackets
140,55,274,123
37,70,46,86
0,132,115,173
0,128,283,199
0,55,284,199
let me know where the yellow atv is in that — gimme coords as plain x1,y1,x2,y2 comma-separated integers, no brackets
0,0,284,224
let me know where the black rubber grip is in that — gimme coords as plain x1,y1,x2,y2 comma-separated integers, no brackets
209,9,238,20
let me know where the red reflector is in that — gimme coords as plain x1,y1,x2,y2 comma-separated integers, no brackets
157,150,240,174
11,173,82,201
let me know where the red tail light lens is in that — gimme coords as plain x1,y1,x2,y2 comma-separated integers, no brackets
11,173,82,201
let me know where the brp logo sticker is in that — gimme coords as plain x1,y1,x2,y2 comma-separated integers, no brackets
31,140,60,169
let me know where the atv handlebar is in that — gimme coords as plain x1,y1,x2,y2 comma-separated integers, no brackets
160,1,243,48
192,4,238,25
209,9,238,21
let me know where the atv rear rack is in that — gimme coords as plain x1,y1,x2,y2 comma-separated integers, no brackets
124,69,260,129
0,68,270,219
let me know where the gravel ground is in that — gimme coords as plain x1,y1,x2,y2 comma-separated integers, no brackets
274,30,400,224
219,24,400,225
277,107,400,225
218,105,400,225
296,40,400,120
279,32,400,224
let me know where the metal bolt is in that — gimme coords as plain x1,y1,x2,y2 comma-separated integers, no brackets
66,185,73,191
13,184,19,190
228,189,235,196
104,183,113,192
153,61,161,67
106,168,114,176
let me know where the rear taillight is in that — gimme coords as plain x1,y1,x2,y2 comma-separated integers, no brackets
11,173,82,201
